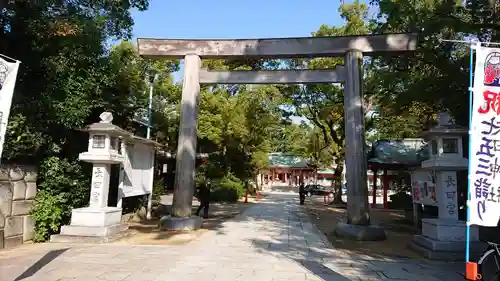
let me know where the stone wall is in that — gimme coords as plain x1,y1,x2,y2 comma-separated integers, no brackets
0,165,37,249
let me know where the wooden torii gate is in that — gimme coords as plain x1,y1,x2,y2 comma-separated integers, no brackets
138,34,417,239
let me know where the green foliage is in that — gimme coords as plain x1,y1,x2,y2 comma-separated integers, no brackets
369,0,500,127
152,179,165,202
37,157,90,205
197,83,284,182
210,174,245,203
281,1,372,177
30,156,90,242
0,0,172,241
30,190,66,242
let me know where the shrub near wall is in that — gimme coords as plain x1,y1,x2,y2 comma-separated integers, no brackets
210,175,245,203
30,157,90,242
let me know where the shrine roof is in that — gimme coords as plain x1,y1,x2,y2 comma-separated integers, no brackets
367,139,428,169
317,169,335,174
268,153,311,168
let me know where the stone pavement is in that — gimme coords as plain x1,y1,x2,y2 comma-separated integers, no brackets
0,192,464,281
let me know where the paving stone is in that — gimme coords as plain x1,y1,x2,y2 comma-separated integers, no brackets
123,271,163,281
99,271,133,280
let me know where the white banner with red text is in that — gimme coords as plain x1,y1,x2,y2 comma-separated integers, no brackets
469,45,500,226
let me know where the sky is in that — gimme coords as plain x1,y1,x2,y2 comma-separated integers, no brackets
131,0,344,40
131,0,347,79
130,0,348,123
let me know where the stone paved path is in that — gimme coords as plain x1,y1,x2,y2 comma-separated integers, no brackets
0,193,464,281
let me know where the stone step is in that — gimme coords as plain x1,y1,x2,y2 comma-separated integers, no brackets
59,223,128,237
50,231,130,244
410,235,486,261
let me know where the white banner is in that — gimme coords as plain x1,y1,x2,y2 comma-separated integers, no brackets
0,57,20,162
469,46,500,226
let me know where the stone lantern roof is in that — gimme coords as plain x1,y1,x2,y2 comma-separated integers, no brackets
82,112,133,138
422,112,467,139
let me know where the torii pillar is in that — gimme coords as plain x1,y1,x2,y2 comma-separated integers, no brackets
332,49,386,240
137,34,417,235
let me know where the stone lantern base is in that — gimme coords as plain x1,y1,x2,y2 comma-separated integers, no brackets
410,218,487,260
50,207,129,243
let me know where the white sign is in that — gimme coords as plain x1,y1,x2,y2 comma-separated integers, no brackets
412,181,438,206
411,170,438,206
119,142,155,198
0,57,20,161
469,45,500,226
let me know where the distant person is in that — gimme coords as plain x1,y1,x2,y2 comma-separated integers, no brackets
299,183,306,205
196,181,211,218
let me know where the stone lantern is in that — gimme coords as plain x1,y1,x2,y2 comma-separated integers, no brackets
51,112,131,242
410,112,483,260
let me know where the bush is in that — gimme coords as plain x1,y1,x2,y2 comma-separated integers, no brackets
30,156,90,242
152,179,165,201
30,190,66,242
211,174,245,203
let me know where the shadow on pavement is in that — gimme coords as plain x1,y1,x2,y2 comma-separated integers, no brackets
14,248,69,281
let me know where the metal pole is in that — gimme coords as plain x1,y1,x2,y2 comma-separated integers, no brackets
146,73,156,220
146,81,154,140
465,42,479,263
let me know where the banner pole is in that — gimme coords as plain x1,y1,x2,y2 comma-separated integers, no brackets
465,42,478,263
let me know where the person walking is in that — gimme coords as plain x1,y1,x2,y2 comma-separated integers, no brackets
299,182,306,205
196,181,211,218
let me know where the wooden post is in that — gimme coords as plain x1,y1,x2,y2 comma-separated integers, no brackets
372,170,378,208
383,169,389,209
171,54,201,218
344,50,369,225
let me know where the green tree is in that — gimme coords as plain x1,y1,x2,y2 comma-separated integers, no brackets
369,0,500,127
284,1,373,202
197,84,284,187
0,1,176,241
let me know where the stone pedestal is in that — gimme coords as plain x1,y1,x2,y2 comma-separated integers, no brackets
410,218,486,261
334,222,386,241
51,207,128,243
159,216,202,231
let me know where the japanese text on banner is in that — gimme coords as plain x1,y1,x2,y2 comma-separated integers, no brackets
0,57,20,161
470,46,500,226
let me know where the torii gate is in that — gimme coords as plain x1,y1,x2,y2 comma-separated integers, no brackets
137,34,417,239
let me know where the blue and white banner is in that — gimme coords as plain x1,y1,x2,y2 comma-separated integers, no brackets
0,56,20,162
